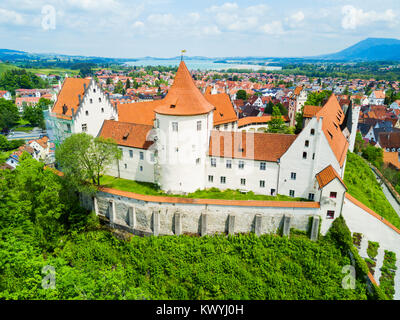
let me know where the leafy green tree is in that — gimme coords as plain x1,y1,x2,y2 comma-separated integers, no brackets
362,144,383,168
23,105,45,129
125,78,131,89
36,97,53,110
114,80,124,94
0,98,20,132
265,101,274,114
305,90,332,106
267,106,286,133
55,133,122,192
236,89,247,101
0,135,25,152
295,111,303,134
0,69,48,95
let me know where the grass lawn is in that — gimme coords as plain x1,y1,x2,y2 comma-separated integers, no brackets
344,152,400,229
0,63,21,74
13,126,35,132
99,175,308,202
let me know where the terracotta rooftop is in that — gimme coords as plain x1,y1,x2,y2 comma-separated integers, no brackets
303,105,323,118
208,130,297,162
154,61,214,116
51,78,91,119
316,165,347,190
237,115,289,128
379,132,400,149
99,186,320,209
383,151,400,170
316,94,349,167
98,120,154,149
204,90,238,126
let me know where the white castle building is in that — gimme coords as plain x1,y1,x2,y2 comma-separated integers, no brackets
49,61,359,223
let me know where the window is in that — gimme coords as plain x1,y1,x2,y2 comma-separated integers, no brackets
238,161,244,169
240,178,246,186
312,153,315,160
90,98,93,104
327,210,335,219
271,189,276,196
330,192,337,199
224,124,228,130
260,180,265,188
260,162,266,170
93,89,96,93
139,151,144,160
303,152,307,159
328,131,333,140
101,108,104,113
211,158,216,167
172,122,178,132
311,129,315,135
220,176,226,184
139,166,143,171
216,125,220,130
308,193,315,201
197,121,202,131
208,175,213,183
82,124,87,132
129,150,133,158
305,140,309,147
124,163,127,169
85,110,89,116
196,158,200,165
291,172,296,180
226,160,232,169
99,97,101,102
66,123,71,133
289,190,295,197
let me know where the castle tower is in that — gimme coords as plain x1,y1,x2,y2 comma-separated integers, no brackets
154,61,215,193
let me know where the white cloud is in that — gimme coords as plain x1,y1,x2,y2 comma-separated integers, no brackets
201,25,221,35
341,5,396,30
0,8,25,25
261,21,284,35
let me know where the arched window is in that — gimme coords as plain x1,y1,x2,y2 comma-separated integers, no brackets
99,97,101,102
90,98,93,104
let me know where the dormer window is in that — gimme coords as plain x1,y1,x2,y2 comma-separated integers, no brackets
123,132,129,140
170,104,176,108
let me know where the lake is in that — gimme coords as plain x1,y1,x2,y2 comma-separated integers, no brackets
124,59,282,72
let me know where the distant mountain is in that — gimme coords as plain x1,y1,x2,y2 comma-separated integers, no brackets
317,38,400,61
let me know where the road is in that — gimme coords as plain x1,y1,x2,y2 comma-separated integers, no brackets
6,127,47,141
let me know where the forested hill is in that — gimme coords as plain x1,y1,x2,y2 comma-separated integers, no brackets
318,38,400,61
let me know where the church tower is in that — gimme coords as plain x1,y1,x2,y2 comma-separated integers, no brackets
153,61,215,193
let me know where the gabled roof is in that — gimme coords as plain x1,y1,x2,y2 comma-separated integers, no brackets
204,90,238,125
379,132,400,149
154,61,214,116
98,120,154,150
316,94,349,167
316,165,347,190
237,115,289,128
208,130,297,162
51,78,91,119
303,105,322,118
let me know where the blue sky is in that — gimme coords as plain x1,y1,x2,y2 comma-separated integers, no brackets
1,0,400,58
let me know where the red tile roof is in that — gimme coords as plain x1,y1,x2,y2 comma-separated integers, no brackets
303,105,323,118
52,78,91,119
316,165,347,190
208,130,297,162
98,120,154,149
204,91,238,126
316,94,349,167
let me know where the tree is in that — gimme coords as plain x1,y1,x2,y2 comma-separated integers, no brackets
23,105,45,129
0,98,20,132
305,90,332,107
55,133,122,193
362,144,383,168
265,101,274,114
236,90,247,101
125,78,131,89
354,132,365,154
36,97,53,110
0,135,25,152
295,111,303,134
114,80,124,94
267,106,286,133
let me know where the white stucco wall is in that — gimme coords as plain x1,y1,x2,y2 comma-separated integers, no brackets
155,111,213,193
73,80,118,137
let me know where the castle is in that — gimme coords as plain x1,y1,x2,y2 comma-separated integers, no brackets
48,61,360,225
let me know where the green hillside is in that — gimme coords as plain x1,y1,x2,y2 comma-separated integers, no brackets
344,152,400,229
0,157,382,300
